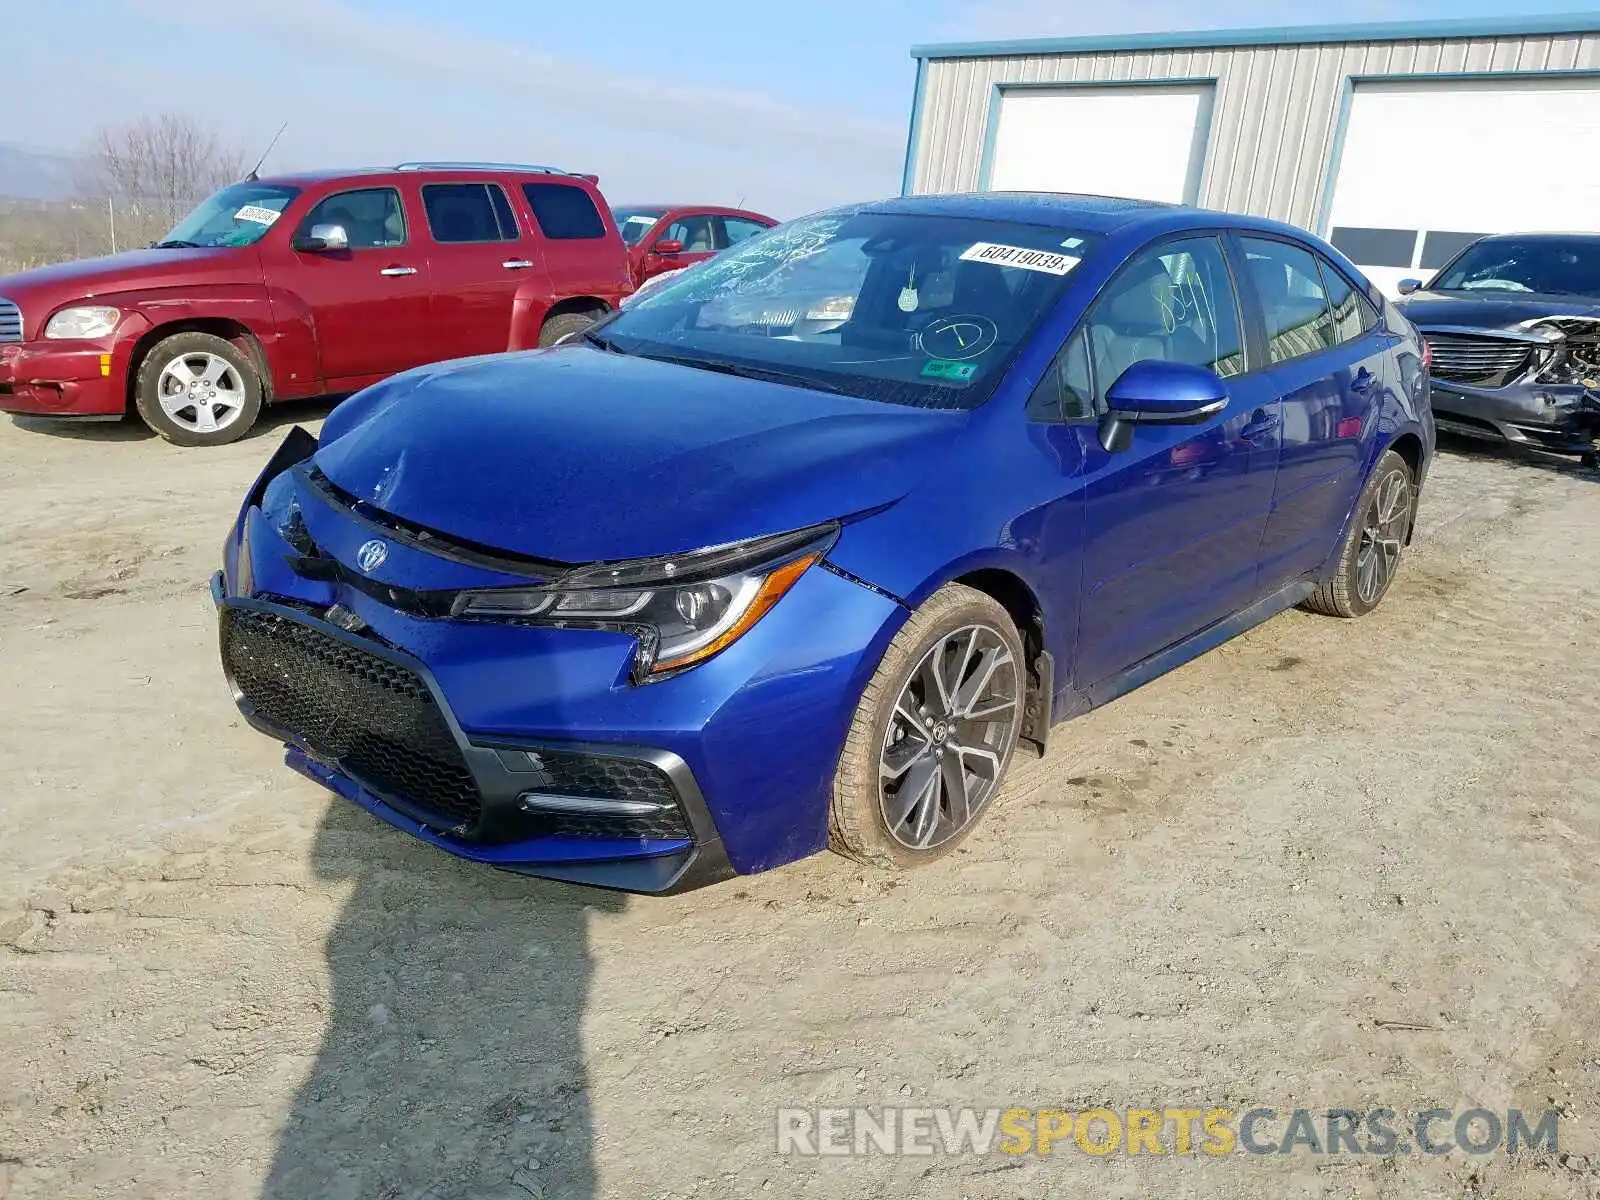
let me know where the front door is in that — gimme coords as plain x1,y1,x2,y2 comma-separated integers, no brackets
267,185,433,384
1236,235,1394,588
1060,235,1283,687
640,214,720,282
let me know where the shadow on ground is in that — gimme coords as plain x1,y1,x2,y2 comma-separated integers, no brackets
264,801,624,1199
1435,429,1599,479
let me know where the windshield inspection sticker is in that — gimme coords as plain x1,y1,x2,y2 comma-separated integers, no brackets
921,359,977,382
233,205,281,226
960,242,1080,275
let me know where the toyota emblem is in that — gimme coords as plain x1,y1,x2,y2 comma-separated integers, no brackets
355,539,389,573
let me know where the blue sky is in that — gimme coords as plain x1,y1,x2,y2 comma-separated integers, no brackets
10,0,1600,216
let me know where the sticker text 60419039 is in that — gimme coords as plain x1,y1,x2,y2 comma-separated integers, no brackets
234,205,281,226
959,242,1080,276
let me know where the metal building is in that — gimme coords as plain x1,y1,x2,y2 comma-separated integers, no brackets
902,13,1600,294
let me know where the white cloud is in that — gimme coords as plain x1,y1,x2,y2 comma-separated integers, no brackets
943,0,1416,39
128,0,905,217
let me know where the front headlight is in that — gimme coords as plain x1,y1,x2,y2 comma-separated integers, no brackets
44,306,120,340
804,295,856,321
452,523,837,680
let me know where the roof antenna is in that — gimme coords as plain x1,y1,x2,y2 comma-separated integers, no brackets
245,123,289,182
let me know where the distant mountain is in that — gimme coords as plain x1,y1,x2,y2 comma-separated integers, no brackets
0,143,80,200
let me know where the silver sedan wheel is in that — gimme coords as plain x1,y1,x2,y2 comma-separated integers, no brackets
879,623,1021,850
156,351,247,435
1356,470,1411,605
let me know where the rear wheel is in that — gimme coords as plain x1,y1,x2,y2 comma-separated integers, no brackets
829,584,1025,869
1303,449,1415,618
539,310,601,348
134,332,262,446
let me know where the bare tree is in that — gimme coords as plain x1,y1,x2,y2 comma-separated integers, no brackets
76,113,248,248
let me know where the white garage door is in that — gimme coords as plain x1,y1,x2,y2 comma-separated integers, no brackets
1328,78,1600,296
986,85,1213,204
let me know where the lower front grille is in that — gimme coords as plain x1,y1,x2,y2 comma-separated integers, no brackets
1424,333,1534,385
222,607,484,832
0,297,20,344
512,749,691,840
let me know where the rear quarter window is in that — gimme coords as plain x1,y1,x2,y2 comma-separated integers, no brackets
524,183,607,240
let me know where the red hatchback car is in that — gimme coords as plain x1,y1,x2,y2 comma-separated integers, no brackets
611,204,778,286
0,162,633,445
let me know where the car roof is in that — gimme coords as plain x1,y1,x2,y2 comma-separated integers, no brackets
859,191,1322,241
1468,231,1600,243
257,164,599,187
611,204,774,220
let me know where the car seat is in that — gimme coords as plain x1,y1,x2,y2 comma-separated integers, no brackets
1090,259,1173,390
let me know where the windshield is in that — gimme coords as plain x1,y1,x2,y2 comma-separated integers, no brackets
596,210,1102,409
613,206,666,246
157,182,300,249
1433,238,1600,297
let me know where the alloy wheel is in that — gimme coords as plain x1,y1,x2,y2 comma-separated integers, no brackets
157,352,247,435
1356,470,1411,605
878,623,1021,850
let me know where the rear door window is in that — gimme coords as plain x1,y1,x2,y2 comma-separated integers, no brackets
1315,256,1379,346
1240,237,1337,364
722,217,770,247
422,182,519,243
524,182,607,240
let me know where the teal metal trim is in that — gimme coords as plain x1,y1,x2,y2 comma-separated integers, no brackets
976,79,1219,197
900,57,928,196
1315,67,1600,234
910,12,1600,61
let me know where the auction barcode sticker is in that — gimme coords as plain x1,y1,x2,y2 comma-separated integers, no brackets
960,242,1080,275
234,205,281,226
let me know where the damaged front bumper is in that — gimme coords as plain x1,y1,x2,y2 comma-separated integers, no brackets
1420,322,1600,457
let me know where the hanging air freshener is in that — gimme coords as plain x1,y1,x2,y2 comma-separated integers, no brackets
898,264,919,313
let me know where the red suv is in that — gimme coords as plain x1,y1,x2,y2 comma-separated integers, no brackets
0,162,633,445
611,204,777,286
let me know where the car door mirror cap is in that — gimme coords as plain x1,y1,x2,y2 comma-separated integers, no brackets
1397,278,1423,295
1098,360,1228,453
652,238,684,256
293,223,350,253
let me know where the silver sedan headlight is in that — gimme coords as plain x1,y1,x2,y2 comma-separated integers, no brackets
44,306,120,340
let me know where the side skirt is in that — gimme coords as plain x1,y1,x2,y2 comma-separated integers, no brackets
1053,579,1317,719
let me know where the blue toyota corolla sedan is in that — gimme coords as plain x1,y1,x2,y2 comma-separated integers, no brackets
214,193,1434,893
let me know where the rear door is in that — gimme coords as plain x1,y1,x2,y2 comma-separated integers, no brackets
267,184,432,383
1056,234,1283,687
420,179,530,360
1236,236,1393,589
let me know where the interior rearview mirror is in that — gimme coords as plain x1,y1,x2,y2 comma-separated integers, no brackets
1098,360,1228,453
1397,278,1423,295
292,223,350,253
652,238,684,256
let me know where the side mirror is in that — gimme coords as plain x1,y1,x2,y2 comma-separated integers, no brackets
292,223,350,253
652,238,684,257
1397,278,1423,295
1098,360,1227,453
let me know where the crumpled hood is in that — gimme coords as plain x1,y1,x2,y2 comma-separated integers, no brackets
314,347,962,563
1398,289,1600,329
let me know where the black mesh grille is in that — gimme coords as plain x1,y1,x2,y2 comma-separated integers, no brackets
1425,333,1534,385
222,608,483,831
513,749,691,840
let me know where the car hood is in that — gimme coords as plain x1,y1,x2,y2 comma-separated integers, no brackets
1397,289,1600,330
0,247,256,307
313,347,961,563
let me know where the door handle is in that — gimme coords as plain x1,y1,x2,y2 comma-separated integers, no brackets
1241,407,1280,442
379,265,417,277
502,259,534,270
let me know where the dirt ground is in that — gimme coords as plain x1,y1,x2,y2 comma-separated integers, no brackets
2,404,1599,1200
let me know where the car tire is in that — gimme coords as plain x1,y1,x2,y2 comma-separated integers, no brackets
1303,448,1415,618
539,311,600,348
134,332,263,447
829,583,1026,869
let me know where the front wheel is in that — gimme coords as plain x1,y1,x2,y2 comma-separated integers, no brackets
829,584,1025,869
1303,449,1415,618
538,310,600,348
134,332,262,446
